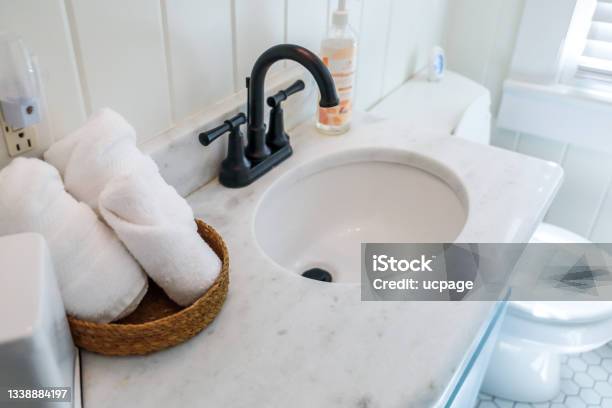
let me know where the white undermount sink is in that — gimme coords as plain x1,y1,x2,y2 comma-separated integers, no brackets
254,147,468,283
84,116,564,408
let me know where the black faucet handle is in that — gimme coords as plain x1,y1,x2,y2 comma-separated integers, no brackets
266,80,305,107
198,112,252,187
199,113,247,146
265,81,305,151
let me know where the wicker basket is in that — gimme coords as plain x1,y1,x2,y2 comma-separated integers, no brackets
67,219,229,356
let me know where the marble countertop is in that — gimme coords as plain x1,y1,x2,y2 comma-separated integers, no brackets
80,114,563,408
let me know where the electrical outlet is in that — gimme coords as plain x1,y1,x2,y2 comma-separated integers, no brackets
0,108,38,157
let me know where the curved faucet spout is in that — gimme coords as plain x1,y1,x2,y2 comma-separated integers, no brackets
246,44,339,163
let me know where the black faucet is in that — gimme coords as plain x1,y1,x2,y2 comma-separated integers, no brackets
199,44,339,188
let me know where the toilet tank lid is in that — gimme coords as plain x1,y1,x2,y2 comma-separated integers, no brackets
369,70,490,135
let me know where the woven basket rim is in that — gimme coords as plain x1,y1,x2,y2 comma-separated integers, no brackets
67,219,228,329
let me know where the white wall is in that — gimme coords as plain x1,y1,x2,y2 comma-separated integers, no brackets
0,0,449,149
492,121,612,242
445,0,612,242
6,0,612,241
445,0,526,114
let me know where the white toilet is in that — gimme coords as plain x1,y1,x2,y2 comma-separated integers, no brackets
481,224,612,402
370,71,612,403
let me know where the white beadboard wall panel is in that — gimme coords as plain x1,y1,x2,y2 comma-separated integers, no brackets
382,0,425,95
492,126,612,241
480,0,525,114
233,0,285,90
285,0,329,83
383,0,449,95
445,0,503,83
2,0,452,192
430,1,451,41
0,0,447,146
445,0,525,113
544,145,612,237
163,0,234,121
0,0,86,140
354,0,391,110
515,132,566,163
509,0,576,84
67,0,172,141
419,0,450,61
286,0,329,53
490,127,518,151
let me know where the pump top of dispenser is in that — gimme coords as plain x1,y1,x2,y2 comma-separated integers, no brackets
332,0,349,28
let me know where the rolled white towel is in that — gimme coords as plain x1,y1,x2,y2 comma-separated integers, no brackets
44,108,159,212
99,173,221,306
44,108,138,176
0,158,148,323
44,108,219,305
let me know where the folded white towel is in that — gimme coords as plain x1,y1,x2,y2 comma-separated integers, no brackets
44,108,138,176
44,108,221,305
44,108,159,211
0,158,148,323
99,173,222,306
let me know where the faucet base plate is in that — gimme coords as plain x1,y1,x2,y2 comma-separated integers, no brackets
219,143,292,188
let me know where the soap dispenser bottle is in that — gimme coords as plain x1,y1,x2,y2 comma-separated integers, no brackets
316,0,357,135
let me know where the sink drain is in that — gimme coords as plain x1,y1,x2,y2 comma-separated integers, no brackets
301,267,333,282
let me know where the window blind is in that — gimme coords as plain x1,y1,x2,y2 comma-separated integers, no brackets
577,0,612,81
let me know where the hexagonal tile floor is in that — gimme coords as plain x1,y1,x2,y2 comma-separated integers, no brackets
476,342,612,408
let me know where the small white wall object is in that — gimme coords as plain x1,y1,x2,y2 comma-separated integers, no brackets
428,46,446,82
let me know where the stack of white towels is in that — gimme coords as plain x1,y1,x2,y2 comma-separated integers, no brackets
0,108,221,323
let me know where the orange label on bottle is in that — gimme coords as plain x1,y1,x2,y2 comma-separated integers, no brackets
319,46,356,127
